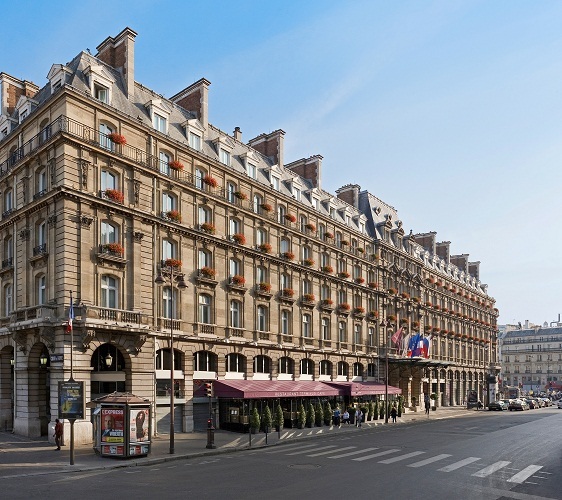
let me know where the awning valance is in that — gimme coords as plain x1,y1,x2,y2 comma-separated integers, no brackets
212,380,341,399
325,381,402,396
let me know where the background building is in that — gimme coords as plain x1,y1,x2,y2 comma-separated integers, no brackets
0,28,499,442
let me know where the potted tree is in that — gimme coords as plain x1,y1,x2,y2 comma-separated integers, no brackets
274,403,284,436
430,393,438,411
314,402,323,427
397,395,404,417
323,401,332,426
262,406,273,434
250,407,261,434
306,403,315,428
373,400,379,420
297,403,306,429
379,402,385,420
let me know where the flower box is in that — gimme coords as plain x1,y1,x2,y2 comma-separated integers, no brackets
107,133,126,145
203,174,218,187
353,307,365,315
322,298,334,306
169,160,184,171
400,292,410,299
167,210,182,223
368,282,378,289
387,288,398,295
357,248,364,254
321,265,334,274
387,315,396,322
282,252,295,260
200,222,215,234
426,277,435,284
232,233,246,245
105,189,124,203
165,258,182,269
355,277,365,284
305,223,316,232
400,318,408,324
368,310,379,318
412,321,420,328
260,203,273,212
338,303,351,311
412,297,421,303
234,191,248,200
303,258,315,267
201,266,216,278
424,325,432,331
324,232,334,239
303,293,316,302
282,288,294,297
340,240,349,246
103,243,124,255
231,275,245,285
258,243,272,253
338,272,350,279
285,214,297,223
258,282,272,292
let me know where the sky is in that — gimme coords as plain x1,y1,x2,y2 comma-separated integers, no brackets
2,0,561,326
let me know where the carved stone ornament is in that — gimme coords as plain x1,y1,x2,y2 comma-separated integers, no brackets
81,329,97,351
133,334,148,354
80,159,90,188
133,231,144,242
40,326,56,352
47,215,57,227
19,228,30,241
133,179,140,204
80,215,94,228
12,331,28,353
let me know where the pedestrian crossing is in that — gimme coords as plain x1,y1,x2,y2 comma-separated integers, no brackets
263,443,544,484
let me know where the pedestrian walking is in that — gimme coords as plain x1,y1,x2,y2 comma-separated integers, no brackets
333,407,341,427
54,419,63,450
390,404,397,423
342,410,350,425
424,396,430,415
355,408,363,427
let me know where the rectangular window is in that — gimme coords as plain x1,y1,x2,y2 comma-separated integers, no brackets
95,85,109,103
189,132,201,151
153,113,167,133
247,163,257,179
293,187,301,201
219,148,230,166
271,176,279,190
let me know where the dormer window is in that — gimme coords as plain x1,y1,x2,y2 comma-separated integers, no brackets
19,110,27,121
247,163,257,179
153,113,167,133
47,63,71,94
95,84,109,104
271,176,279,190
293,187,301,201
145,98,171,135
189,132,201,151
83,64,114,105
220,148,230,166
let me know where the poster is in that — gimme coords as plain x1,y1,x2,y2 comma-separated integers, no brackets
101,408,124,443
58,381,84,419
129,408,149,443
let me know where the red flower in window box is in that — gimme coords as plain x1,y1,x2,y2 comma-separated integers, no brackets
167,210,182,223
424,325,432,331
303,293,316,303
201,266,216,278
338,303,351,311
338,271,350,279
169,160,184,171
103,243,124,255
258,282,272,292
105,189,124,203
340,240,349,246
258,243,272,253
426,277,435,284
353,306,365,315
234,191,247,200
107,133,126,145
432,327,440,333
282,288,294,297
303,258,315,267
232,233,246,245
322,298,334,306
203,174,218,187
305,223,316,232
368,310,379,318
285,214,297,223
368,282,378,289
231,275,245,285
355,277,365,284
412,321,420,328
357,248,364,254
387,315,397,322
412,297,421,303
387,288,397,295
400,292,410,299
321,266,334,274
164,258,182,269
400,318,408,324
200,222,215,233
260,203,273,212
324,232,334,239
282,252,295,261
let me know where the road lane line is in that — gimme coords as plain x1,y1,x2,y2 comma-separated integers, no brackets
307,446,354,457
379,451,425,464
286,445,338,455
507,465,543,484
353,449,400,462
265,443,319,454
438,457,480,472
327,447,376,459
407,454,452,468
472,461,511,477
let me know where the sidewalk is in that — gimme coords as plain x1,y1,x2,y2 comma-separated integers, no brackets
0,406,472,478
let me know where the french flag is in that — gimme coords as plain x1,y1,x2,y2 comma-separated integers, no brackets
411,336,431,358
65,294,74,334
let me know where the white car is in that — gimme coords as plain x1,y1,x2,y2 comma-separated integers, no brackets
557,400,562,409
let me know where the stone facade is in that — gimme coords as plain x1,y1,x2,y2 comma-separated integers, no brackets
0,28,499,442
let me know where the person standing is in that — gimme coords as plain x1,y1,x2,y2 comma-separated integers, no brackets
424,396,430,416
333,407,341,427
54,419,63,450
390,404,398,423
342,410,350,425
355,408,363,427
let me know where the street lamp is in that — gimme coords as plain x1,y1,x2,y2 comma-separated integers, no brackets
155,261,187,454
380,318,393,424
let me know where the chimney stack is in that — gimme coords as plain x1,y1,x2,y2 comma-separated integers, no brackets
171,78,211,130
336,184,361,208
0,73,38,116
233,127,242,141
248,129,285,167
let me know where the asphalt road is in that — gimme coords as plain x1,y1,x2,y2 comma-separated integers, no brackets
6,408,562,500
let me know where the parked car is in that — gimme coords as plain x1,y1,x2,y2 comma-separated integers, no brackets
509,399,530,411
557,400,562,409
488,400,508,411
525,398,538,409
543,398,553,407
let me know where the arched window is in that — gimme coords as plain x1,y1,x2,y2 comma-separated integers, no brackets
300,358,314,375
155,348,181,371
226,353,245,373
279,237,290,254
302,313,311,338
319,360,332,376
159,151,170,175
194,351,218,371
198,294,212,324
367,363,377,377
253,194,262,213
229,217,241,236
368,326,375,347
230,300,241,328
101,221,117,245
39,118,51,143
162,287,178,319
162,192,176,212
337,361,349,377
253,355,271,374
257,305,268,332
281,310,291,335
198,206,212,225
353,362,363,377
101,275,118,308
354,324,362,345
338,321,347,342
321,318,330,340
198,249,212,268
256,228,267,246
279,357,294,375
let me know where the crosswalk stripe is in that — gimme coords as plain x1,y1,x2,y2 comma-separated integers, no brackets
265,443,319,454
507,465,543,484
379,451,426,464
353,449,401,462
307,446,354,457
407,454,451,468
286,445,338,456
472,461,511,477
438,457,480,472
327,447,375,459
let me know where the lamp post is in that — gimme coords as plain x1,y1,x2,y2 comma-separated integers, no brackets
155,262,187,454
380,318,393,424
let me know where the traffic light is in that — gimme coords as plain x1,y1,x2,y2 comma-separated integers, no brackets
205,382,212,397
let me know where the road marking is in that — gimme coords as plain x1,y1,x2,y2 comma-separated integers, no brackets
307,446,353,457
407,454,451,468
472,461,511,477
286,445,338,455
438,457,480,472
379,451,426,464
327,447,378,459
353,449,401,462
265,443,319,453
507,465,543,484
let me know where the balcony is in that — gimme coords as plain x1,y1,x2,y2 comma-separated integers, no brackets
97,244,126,267
30,244,48,266
33,189,47,200
255,330,271,342
157,317,182,331
0,257,13,275
254,284,273,300
227,276,247,294
82,305,147,326
193,323,216,336
226,327,246,339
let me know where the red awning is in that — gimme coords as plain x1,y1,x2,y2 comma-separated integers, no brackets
325,381,402,396
212,380,342,399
